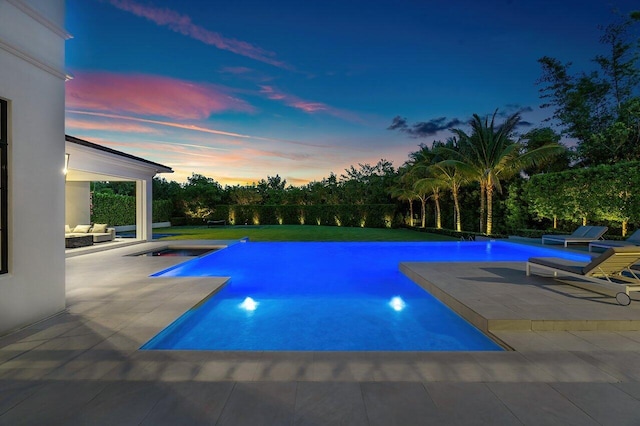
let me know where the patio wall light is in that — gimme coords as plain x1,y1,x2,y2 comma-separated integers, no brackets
63,153,70,176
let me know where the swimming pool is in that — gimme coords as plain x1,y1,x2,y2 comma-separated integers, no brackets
142,241,589,351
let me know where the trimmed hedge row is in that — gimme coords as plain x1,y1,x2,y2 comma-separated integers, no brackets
91,193,135,226
91,193,175,225
92,198,400,229
209,204,400,228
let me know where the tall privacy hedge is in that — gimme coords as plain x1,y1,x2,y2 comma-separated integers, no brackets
91,193,135,226
209,204,399,228
526,162,640,235
92,195,399,229
91,193,174,225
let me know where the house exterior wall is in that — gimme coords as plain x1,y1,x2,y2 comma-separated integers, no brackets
0,0,67,334
65,182,90,227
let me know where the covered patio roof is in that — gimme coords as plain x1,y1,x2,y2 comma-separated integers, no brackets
65,135,173,241
65,134,173,182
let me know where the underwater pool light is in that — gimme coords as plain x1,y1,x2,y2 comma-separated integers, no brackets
240,297,258,311
389,296,406,312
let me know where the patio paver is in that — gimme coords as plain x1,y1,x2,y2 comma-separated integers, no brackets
0,240,639,424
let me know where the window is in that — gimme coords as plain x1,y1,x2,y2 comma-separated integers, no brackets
0,99,7,274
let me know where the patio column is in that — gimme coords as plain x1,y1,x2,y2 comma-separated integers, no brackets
136,178,153,241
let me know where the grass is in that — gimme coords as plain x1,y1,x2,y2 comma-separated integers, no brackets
155,225,458,242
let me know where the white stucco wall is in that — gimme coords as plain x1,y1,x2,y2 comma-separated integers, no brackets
0,0,67,334
65,181,90,227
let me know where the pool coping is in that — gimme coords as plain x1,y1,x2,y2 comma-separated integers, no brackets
401,261,640,335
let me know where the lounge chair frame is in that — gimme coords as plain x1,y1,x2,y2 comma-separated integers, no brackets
526,247,640,306
589,229,640,252
541,226,608,248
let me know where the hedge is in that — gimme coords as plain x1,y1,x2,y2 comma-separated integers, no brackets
202,204,399,228
91,193,135,226
91,193,176,225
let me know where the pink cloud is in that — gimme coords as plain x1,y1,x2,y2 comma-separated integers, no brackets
66,109,333,149
66,72,253,120
67,109,256,138
65,117,159,134
291,102,328,113
108,0,291,70
259,85,362,122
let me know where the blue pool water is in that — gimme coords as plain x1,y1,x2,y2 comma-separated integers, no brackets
142,241,589,351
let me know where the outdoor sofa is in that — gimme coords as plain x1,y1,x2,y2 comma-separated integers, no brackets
526,246,640,305
589,229,640,252
541,225,608,247
65,224,115,243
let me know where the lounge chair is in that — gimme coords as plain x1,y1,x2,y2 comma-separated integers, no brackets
541,225,608,247
589,229,640,252
526,246,640,305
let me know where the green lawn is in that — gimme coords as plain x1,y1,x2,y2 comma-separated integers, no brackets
155,225,457,242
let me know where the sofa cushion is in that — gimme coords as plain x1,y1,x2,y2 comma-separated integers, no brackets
65,224,72,233
91,223,108,233
72,224,92,233
92,233,114,243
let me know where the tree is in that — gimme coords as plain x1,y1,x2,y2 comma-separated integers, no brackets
389,168,418,226
306,173,340,205
92,181,135,196
401,144,445,228
228,185,262,205
445,111,565,235
153,177,182,200
414,176,443,229
427,137,472,232
153,177,183,217
257,175,287,205
181,173,224,218
339,160,396,205
431,162,469,231
519,127,571,174
537,12,640,165
400,145,432,228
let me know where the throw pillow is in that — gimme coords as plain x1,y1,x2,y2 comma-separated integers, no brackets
91,223,108,233
65,224,71,233
72,224,92,233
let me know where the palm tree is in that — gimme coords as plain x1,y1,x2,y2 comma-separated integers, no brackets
431,162,469,232
414,176,444,229
389,183,418,226
395,145,432,228
444,110,565,235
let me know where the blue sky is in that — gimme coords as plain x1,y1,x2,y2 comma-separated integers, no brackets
65,0,637,184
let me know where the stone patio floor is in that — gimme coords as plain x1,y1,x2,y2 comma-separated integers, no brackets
1,240,640,425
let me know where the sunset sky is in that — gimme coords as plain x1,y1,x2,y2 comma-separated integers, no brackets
65,0,637,185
